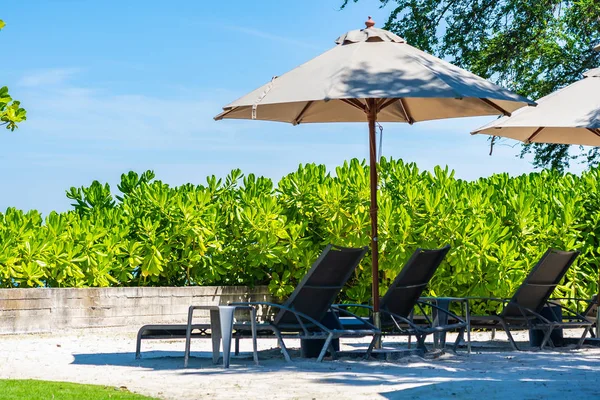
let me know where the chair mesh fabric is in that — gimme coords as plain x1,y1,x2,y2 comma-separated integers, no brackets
273,245,368,326
502,249,579,319
380,245,451,318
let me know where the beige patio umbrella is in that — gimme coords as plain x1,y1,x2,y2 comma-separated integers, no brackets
473,68,600,145
473,67,600,336
215,18,534,325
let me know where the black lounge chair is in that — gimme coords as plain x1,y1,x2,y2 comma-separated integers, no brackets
467,249,593,350
552,294,599,340
230,244,381,362
334,245,468,352
137,244,378,364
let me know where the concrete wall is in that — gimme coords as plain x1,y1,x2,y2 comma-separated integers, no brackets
0,286,272,335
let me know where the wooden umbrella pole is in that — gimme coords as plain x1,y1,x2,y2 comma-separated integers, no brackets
367,99,381,342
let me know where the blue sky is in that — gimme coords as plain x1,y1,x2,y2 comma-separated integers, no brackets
0,0,584,215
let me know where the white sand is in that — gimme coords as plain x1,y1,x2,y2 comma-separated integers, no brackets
1,329,599,399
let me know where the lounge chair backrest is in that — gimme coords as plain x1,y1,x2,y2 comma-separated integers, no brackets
380,245,451,318
273,244,368,326
502,249,579,318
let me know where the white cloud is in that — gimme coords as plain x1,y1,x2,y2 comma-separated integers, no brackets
17,67,82,88
221,25,322,50
17,77,246,151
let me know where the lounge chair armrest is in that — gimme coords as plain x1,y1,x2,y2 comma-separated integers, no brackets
229,301,332,333
505,303,553,324
332,303,373,310
463,297,511,303
329,306,378,330
416,300,467,325
376,309,424,332
551,297,595,302
420,296,469,302
510,302,588,326
331,304,375,318
545,300,593,322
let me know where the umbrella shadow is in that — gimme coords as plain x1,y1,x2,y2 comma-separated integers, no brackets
379,378,595,400
314,351,600,398
68,344,600,399
334,53,529,121
584,106,600,128
70,347,301,373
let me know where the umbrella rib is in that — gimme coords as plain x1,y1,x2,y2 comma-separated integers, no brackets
379,98,398,111
378,98,414,124
341,98,368,113
214,107,237,121
375,98,389,111
480,99,512,117
398,98,415,124
350,98,368,112
587,128,600,138
525,127,545,143
292,101,314,125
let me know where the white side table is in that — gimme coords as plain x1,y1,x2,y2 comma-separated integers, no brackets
184,305,258,368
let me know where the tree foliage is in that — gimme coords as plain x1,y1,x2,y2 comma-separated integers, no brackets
341,0,600,171
0,19,26,131
1,159,599,313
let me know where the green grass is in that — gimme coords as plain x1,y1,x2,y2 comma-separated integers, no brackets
0,380,159,400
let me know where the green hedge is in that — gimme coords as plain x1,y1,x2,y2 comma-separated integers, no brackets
1,158,599,308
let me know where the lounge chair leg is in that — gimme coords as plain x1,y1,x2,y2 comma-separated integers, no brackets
235,337,240,356
327,339,338,361
273,330,292,362
453,329,463,352
501,321,519,351
540,324,555,350
317,334,334,362
407,334,412,349
491,328,496,340
135,328,144,360
416,335,426,351
467,326,471,355
465,300,471,355
577,327,591,348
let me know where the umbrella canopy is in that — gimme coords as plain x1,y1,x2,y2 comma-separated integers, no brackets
473,68,600,145
216,25,534,124
215,18,534,325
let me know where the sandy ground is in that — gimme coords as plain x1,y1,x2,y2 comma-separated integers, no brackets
1,329,599,400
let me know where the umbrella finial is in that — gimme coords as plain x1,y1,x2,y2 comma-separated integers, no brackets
365,16,375,29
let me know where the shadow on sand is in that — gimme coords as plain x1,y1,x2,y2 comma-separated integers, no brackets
70,342,600,397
